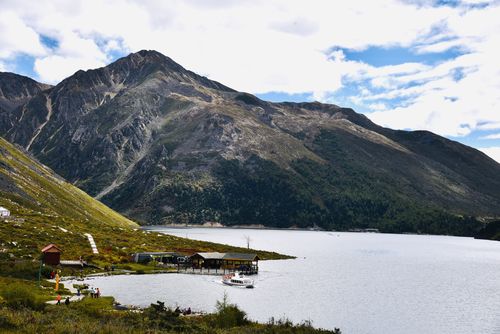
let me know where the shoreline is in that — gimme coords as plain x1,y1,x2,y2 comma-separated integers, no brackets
142,224,325,232
142,224,495,240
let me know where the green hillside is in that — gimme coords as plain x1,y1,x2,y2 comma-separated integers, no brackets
0,137,285,265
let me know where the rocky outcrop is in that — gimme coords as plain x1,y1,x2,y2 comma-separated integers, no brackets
0,72,51,135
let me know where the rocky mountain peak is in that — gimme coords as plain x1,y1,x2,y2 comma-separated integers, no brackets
0,72,51,112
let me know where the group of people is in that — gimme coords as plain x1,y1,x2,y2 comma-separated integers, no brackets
55,294,70,306
55,286,100,305
174,306,192,315
89,287,101,298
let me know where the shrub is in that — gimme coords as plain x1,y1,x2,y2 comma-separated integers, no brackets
0,260,40,280
211,293,248,328
0,313,15,329
0,283,45,310
70,296,115,317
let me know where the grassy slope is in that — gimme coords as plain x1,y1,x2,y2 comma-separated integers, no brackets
0,137,287,264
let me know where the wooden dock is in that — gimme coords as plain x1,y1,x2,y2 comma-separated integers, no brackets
132,251,260,276
176,265,258,276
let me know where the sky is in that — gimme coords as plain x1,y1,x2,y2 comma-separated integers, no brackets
1,0,500,162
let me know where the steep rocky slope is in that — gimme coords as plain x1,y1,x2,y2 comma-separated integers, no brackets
1,50,499,235
0,72,51,135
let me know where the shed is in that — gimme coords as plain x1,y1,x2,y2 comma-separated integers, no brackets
190,252,259,272
0,206,10,217
41,244,61,265
191,252,225,269
222,253,259,271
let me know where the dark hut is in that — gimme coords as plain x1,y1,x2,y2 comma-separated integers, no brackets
41,244,61,265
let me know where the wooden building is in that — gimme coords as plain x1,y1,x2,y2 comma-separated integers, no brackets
190,252,259,274
222,253,259,272
131,252,186,264
191,252,225,269
41,244,61,266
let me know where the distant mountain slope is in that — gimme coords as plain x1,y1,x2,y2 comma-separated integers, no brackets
475,220,500,241
0,72,51,112
1,50,499,235
0,72,51,135
0,137,282,261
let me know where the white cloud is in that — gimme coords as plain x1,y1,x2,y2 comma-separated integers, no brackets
364,4,500,137
33,31,108,83
0,11,46,58
0,0,499,144
480,133,500,140
0,0,457,92
368,103,387,111
34,55,106,84
479,147,500,163
415,38,467,54
478,122,500,130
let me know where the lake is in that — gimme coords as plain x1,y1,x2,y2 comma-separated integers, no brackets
84,228,500,334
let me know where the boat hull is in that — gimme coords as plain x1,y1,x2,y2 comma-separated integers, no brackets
222,281,254,288
222,276,254,288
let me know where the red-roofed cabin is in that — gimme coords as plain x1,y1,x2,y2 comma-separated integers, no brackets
41,244,61,265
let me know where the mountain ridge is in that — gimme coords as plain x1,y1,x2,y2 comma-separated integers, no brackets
1,50,499,235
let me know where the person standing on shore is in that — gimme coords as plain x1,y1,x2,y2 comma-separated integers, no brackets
56,294,61,305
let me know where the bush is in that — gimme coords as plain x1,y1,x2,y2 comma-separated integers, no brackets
0,260,40,280
0,283,45,310
70,296,115,317
211,293,248,328
0,313,15,329
142,301,183,330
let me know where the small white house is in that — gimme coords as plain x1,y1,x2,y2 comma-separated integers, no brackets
0,206,10,217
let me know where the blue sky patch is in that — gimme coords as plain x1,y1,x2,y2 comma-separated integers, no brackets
256,92,314,103
450,129,500,149
3,54,37,79
40,35,59,49
336,45,464,67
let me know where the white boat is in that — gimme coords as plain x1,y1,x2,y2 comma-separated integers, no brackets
222,273,254,288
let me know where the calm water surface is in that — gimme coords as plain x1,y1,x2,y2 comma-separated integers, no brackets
84,228,500,334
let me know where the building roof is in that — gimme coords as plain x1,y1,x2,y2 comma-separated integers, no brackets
0,206,9,211
192,252,225,260
134,252,182,256
41,244,61,253
191,252,259,261
223,253,259,261
60,260,86,266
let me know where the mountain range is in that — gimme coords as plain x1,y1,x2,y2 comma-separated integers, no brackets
1,50,500,236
